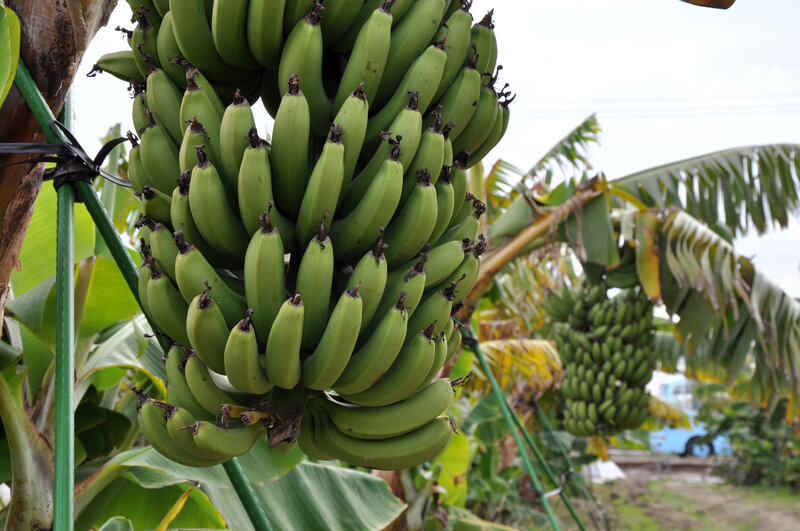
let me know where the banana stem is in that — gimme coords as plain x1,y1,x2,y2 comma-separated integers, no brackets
222,459,274,531
463,187,601,316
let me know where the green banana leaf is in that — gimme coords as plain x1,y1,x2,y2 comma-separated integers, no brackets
84,445,406,531
0,4,20,108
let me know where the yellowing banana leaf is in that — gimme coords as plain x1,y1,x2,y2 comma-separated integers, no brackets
154,481,199,531
634,210,661,300
475,339,562,393
644,395,691,430
585,436,609,461
0,5,20,108
431,429,472,508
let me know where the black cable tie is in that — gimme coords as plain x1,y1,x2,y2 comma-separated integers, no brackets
462,335,479,349
0,119,131,201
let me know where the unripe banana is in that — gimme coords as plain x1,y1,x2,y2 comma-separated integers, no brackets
270,74,310,217
138,399,227,467
452,74,499,158
218,89,256,194
372,0,446,108
382,169,438,267
429,167,456,244
179,117,218,173
332,294,408,395
324,378,454,440
296,124,346,245
303,285,363,390
173,231,248,328
340,326,436,407
429,236,485,304
139,111,181,196
166,407,230,460
224,310,274,394
131,13,161,79
400,112,445,204
145,262,191,346
191,420,264,457
333,84,370,188
92,50,145,83
164,345,215,421
211,0,259,69
188,146,249,260
417,331,448,391
131,88,149,136
313,410,454,470
265,294,304,389
184,353,241,416
333,0,393,112
145,67,184,147
155,11,189,90
295,221,335,349
430,2,474,111
419,239,467,289
247,0,285,69
345,233,388,337
244,210,287,341
369,251,428,330
127,133,155,193
298,407,335,461
430,52,481,141
179,75,224,164
148,222,179,282
278,4,332,137
186,282,229,375
470,10,498,77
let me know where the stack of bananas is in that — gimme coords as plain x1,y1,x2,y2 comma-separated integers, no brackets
94,0,511,469
547,283,655,437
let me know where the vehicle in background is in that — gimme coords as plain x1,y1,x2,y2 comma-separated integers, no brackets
646,372,732,457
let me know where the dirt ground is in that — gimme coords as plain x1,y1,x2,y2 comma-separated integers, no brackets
560,468,800,531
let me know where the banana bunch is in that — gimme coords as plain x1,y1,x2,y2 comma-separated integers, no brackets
548,282,655,437
94,0,514,469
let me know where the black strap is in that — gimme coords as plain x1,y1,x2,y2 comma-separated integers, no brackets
0,119,131,192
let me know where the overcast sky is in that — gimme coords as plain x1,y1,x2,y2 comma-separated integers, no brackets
71,0,799,296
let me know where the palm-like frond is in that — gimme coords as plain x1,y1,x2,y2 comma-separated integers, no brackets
470,339,562,394
525,113,601,186
613,144,800,237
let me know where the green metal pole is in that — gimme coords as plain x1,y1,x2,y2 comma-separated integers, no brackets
462,327,561,530
13,60,274,531
509,407,587,531
54,182,75,530
222,460,273,531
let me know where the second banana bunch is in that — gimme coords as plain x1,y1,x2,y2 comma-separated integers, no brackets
95,0,512,469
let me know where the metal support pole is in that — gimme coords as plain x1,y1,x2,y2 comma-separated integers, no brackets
222,460,273,531
13,60,273,531
54,181,75,530
462,327,561,530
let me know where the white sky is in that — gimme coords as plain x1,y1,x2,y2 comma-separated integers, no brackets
71,0,799,296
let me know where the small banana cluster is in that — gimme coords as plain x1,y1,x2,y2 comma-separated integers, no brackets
548,283,655,437
94,0,512,469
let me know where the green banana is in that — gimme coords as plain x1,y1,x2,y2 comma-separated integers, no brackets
332,84,369,188
184,353,240,416
369,251,428,330
435,197,484,247
224,310,274,394
400,112,445,204
345,234,388,337
296,124,345,245
303,285,363,390
320,0,365,47
164,345,215,421
295,220,335,349
332,293,408,395
372,0,446,108
340,325,436,407
247,0,285,68
278,4,332,137
170,172,237,267
298,407,335,460
331,0,414,52
188,146,249,260
283,0,316,36
244,210,287,341
126,132,155,192
382,169,438,267
442,122,455,166
429,236,485,304
430,2,474,110
92,50,144,83
417,331,448,391
138,399,226,467
330,146,403,262
145,66,184,147
186,281,229,375
237,131,296,250
131,13,161,78
332,0,393,113
406,283,455,341
445,319,462,362
179,117,218,173
363,38,447,157
270,73,310,218
264,294,304,389
137,243,154,316
429,167,456,245
448,156,469,224
218,89,257,195
173,231,248,327
155,11,189,89
191,420,264,457
147,222,179,282
169,0,250,82
431,51,481,141
467,95,507,168
313,409,454,470
152,0,169,16
145,262,191,346
139,111,182,196
211,0,259,69
131,88,149,136
179,74,224,164
165,407,230,461
325,378,454,440
418,239,466,289
470,10,498,77
452,73,499,158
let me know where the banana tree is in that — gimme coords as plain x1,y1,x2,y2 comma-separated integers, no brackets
463,113,800,420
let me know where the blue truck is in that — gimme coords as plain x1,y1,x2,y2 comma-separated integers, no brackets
647,374,732,457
